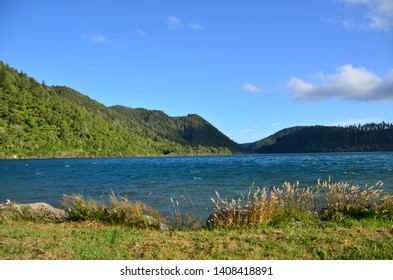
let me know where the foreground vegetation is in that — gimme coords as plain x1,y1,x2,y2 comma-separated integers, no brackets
1,180,392,260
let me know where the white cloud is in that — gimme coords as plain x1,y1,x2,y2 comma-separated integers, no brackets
242,83,263,93
286,64,393,102
337,0,393,30
286,77,315,94
166,16,181,29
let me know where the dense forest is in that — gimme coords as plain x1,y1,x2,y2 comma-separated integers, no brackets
249,124,393,153
111,106,244,152
0,61,233,158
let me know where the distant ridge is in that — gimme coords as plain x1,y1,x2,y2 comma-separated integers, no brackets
245,124,393,153
242,126,305,150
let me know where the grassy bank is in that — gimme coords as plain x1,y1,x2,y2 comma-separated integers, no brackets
1,218,392,259
1,180,392,259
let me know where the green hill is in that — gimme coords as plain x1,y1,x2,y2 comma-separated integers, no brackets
0,61,233,158
242,126,305,150
111,105,244,152
247,124,393,153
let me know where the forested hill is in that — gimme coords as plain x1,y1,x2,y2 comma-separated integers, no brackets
111,106,244,152
243,126,306,150
0,61,235,158
247,124,393,153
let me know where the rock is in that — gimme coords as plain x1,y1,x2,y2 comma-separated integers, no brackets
0,201,68,221
21,202,68,221
144,214,170,231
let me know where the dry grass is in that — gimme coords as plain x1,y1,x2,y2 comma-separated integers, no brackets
210,186,279,227
210,180,393,228
319,180,387,221
62,191,163,229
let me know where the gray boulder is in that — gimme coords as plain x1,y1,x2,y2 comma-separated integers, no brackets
21,202,68,220
0,200,68,221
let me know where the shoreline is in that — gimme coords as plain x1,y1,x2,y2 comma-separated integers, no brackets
2,150,393,160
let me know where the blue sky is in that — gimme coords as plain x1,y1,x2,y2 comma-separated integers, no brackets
1,0,392,143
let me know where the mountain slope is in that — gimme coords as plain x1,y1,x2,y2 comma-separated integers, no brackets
111,105,245,152
248,124,393,153
0,61,232,158
109,106,188,145
243,126,305,149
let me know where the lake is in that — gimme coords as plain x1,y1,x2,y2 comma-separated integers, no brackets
1,152,392,219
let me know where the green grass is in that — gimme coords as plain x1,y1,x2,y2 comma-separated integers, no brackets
1,218,392,259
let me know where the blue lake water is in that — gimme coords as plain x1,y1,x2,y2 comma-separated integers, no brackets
1,152,392,219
